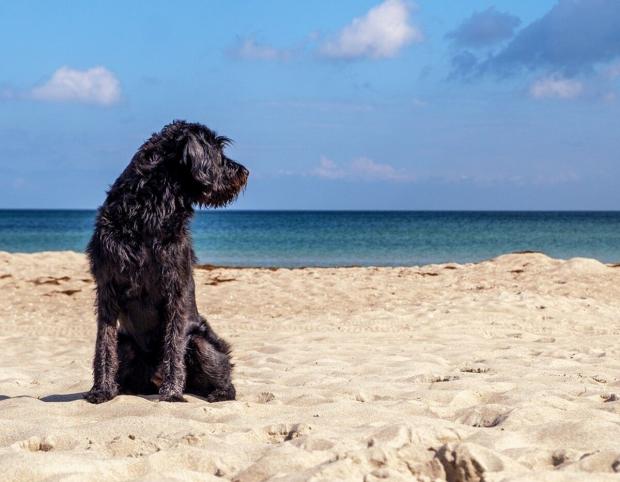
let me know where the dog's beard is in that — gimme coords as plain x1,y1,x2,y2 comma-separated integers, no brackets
197,167,248,208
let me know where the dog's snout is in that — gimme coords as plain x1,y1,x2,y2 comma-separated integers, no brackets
228,159,249,181
226,157,248,174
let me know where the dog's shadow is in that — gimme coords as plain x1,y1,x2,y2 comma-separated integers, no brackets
0,392,85,403
40,393,86,402
0,393,212,403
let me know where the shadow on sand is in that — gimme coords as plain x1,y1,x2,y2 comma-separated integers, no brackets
0,392,85,403
40,393,86,402
0,392,211,403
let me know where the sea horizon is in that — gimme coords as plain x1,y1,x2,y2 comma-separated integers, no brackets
1,209,619,267
2,208,620,212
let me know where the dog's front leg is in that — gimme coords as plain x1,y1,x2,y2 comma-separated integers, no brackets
84,285,120,404
159,281,189,402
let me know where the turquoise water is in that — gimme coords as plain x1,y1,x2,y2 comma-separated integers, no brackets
0,210,619,267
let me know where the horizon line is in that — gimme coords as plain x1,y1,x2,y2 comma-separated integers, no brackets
1,208,620,213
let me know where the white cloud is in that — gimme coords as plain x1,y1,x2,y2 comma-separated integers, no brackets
320,0,422,60
31,66,121,105
231,37,292,61
312,156,414,181
529,75,583,99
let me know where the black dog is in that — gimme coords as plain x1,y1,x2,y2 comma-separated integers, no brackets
84,120,248,404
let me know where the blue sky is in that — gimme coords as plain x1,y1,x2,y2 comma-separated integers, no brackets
1,0,619,210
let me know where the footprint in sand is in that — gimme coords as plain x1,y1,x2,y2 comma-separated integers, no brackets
454,404,512,428
262,423,312,443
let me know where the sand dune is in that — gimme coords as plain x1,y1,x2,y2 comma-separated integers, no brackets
0,251,619,481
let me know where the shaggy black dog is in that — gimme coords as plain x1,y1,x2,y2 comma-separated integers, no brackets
84,120,248,404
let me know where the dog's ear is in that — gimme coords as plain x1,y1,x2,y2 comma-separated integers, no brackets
182,133,217,184
182,134,205,165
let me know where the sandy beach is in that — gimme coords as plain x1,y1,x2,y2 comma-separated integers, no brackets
0,251,619,481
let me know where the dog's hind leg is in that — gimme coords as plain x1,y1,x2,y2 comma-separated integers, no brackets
198,315,233,356
116,333,159,395
185,328,236,402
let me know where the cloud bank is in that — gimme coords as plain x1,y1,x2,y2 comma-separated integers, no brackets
447,7,520,48
488,0,620,76
451,0,620,80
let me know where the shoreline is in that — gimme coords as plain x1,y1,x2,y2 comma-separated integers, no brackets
2,249,620,270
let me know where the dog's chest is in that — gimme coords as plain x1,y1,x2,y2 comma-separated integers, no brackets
117,277,166,352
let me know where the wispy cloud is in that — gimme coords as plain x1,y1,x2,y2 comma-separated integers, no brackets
320,0,422,60
311,156,415,181
605,61,620,79
261,100,374,113
290,157,580,186
0,86,18,100
529,75,583,99
312,157,346,179
30,66,121,105
229,36,293,61
447,171,580,186
447,7,520,48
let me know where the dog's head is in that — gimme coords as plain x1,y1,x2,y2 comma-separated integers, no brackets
157,120,249,208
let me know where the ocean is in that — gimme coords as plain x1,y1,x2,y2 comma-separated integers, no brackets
0,210,618,267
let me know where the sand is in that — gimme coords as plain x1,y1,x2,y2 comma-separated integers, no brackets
0,251,619,481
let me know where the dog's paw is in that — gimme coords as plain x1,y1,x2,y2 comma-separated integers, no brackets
206,385,236,403
158,384,187,402
83,388,117,404
159,392,187,403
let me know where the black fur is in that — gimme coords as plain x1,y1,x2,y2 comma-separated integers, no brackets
84,120,248,404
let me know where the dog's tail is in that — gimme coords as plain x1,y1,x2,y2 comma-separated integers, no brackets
197,316,233,356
